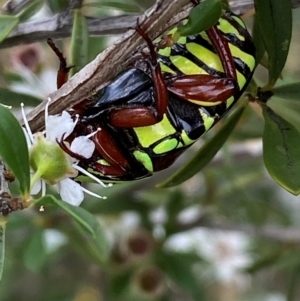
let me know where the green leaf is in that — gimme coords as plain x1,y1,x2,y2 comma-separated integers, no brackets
177,0,222,36
16,0,43,22
85,1,142,12
0,88,41,106
3,72,24,82
220,0,230,10
157,251,206,301
0,105,30,195
274,249,300,270
287,266,300,301
0,15,19,43
45,0,68,13
254,0,292,89
158,100,247,188
36,195,110,261
0,218,7,281
245,250,281,273
252,16,265,66
245,78,258,95
108,272,131,298
70,9,89,76
23,228,46,272
262,105,300,195
88,36,106,62
272,82,300,101
269,98,300,133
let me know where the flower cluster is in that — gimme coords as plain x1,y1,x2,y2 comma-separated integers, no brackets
22,98,112,206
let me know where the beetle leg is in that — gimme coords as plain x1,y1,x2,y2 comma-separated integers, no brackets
91,127,129,177
90,162,127,177
190,0,237,82
58,125,128,177
47,38,74,89
165,21,238,105
110,21,169,128
206,26,238,83
168,74,235,103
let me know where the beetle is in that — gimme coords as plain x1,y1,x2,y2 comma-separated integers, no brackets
50,3,256,183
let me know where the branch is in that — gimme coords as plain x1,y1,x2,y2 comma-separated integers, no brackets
178,217,300,244
26,0,191,132
17,0,300,132
2,0,300,50
0,14,140,49
0,160,12,216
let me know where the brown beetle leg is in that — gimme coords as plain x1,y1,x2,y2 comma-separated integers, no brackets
110,20,169,128
47,38,74,89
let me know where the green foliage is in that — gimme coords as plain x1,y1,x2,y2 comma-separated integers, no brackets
156,251,206,301
23,228,47,272
272,82,300,101
0,88,41,107
0,15,19,43
262,105,300,195
254,0,292,89
70,9,89,76
0,1,300,300
36,195,110,262
0,105,30,195
85,1,144,12
0,220,6,281
177,0,222,36
16,0,43,23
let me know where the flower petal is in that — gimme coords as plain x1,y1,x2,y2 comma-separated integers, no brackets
70,136,95,158
46,111,75,141
58,178,84,206
31,178,42,195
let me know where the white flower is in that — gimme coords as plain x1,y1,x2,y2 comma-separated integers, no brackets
22,98,112,206
166,229,252,285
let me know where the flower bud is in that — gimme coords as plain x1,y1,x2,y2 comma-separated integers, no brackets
123,229,155,260
11,44,42,72
132,266,165,299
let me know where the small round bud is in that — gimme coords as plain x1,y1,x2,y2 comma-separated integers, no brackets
123,229,155,260
132,266,165,299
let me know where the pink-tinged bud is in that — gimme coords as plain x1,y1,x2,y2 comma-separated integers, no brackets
11,44,43,72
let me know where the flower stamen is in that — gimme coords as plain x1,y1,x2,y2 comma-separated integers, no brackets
86,128,101,139
44,97,51,138
21,102,34,144
74,114,79,127
72,164,113,188
1,104,12,109
80,186,107,199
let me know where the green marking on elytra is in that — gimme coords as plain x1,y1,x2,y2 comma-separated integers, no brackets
153,138,178,154
133,150,153,172
200,109,215,131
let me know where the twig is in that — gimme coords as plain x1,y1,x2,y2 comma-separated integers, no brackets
11,0,300,132
0,160,12,216
26,0,191,132
0,14,140,49
178,217,300,244
2,0,35,14
1,0,300,50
